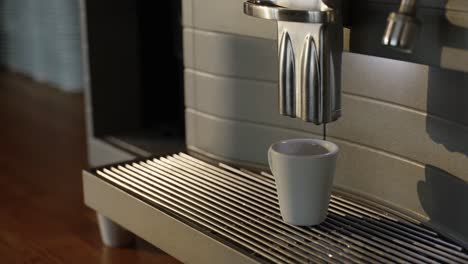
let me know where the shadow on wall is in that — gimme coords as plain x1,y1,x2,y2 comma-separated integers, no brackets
419,0,468,239
426,67,468,156
418,165,468,242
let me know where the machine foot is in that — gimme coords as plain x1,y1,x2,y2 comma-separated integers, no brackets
97,213,135,247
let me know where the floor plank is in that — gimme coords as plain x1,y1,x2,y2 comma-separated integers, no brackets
0,72,181,263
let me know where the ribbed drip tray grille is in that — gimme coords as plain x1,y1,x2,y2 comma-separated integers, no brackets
94,153,468,264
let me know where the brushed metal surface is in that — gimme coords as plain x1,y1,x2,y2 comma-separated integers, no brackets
300,34,321,122
83,171,259,264
244,0,343,125
278,30,296,117
382,12,421,52
243,0,336,23
85,154,468,263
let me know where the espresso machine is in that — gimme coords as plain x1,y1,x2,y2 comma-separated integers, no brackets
81,0,468,263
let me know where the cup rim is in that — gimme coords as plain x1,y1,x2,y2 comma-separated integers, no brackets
269,138,339,158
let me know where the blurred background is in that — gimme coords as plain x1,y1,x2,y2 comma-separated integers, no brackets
0,0,180,263
0,0,83,91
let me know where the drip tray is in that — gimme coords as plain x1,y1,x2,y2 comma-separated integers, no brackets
83,153,468,264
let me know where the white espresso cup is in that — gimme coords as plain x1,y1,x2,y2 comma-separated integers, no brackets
268,138,339,226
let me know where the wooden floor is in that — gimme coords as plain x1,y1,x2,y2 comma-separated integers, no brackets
0,72,180,263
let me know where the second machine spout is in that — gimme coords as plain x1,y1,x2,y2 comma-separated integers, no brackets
382,0,420,52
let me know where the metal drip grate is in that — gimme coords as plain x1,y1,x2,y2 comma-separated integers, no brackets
94,153,468,264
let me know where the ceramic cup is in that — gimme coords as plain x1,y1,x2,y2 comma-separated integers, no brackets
268,138,339,226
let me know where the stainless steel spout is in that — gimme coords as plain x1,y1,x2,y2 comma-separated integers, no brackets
244,0,343,125
382,0,420,52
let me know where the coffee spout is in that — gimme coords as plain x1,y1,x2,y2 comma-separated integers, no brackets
382,0,421,53
244,0,343,125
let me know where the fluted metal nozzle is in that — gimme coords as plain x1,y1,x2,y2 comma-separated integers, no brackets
244,0,343,125
382,0,420,53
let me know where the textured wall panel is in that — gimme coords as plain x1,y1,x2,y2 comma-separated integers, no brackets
184,0,468,72
185,69,468,180
184,30,468,127
185,0,276,39
183,29,277,81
